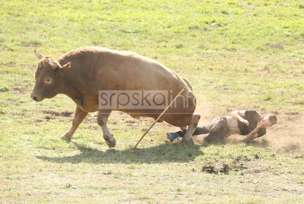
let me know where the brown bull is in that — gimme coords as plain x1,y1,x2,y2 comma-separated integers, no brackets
31,47,200,147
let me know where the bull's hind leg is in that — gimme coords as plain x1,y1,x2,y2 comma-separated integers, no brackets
182,114,201,144
62,106,88,142
97,110,116,148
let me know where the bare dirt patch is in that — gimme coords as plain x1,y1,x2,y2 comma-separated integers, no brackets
202,162,230,174
267,113,304,152
201,154,261,175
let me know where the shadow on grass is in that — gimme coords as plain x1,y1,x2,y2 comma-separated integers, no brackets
36,142,202,164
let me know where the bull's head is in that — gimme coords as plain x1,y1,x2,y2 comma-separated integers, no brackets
31,50,71,102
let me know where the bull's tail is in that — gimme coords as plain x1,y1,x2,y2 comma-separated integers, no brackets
182,78,193,91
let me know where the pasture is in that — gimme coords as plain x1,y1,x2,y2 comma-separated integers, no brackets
0,0,304,203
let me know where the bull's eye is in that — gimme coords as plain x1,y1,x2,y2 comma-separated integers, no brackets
44,77,53,85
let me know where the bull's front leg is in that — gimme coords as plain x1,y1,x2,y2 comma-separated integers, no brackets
97,110,116,148
62,106,88,142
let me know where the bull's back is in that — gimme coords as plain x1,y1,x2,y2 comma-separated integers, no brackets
92,49,186,93
62,47,188,92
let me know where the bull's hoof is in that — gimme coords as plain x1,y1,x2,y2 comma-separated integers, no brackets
61,133,72,142
105,136,116,148
182,137,194,145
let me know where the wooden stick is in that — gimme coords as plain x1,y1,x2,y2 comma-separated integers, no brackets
134,88,185,149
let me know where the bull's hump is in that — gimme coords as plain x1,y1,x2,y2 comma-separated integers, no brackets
95,47,179,80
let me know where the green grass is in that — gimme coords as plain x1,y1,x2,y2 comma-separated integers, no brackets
1,0,304,203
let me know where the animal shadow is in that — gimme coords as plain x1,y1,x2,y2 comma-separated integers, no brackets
36,142,202,164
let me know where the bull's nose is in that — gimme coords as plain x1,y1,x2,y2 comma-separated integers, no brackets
31,94,39,101
31,95,38,101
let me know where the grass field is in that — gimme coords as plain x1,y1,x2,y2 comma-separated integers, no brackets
1,0,304,203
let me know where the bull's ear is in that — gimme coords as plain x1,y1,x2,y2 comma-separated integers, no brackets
34,49,44,60
61,62,71,70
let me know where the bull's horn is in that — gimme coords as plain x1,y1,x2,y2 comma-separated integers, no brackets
34,49,44,60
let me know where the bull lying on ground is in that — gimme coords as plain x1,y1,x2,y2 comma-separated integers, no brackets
31,47,200,147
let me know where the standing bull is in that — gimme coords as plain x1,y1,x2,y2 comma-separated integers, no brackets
31,47,200,147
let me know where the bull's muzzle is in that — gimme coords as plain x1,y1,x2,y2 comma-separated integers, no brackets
31,93,43,102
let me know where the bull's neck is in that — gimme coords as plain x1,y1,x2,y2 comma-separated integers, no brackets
57,69,83,105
